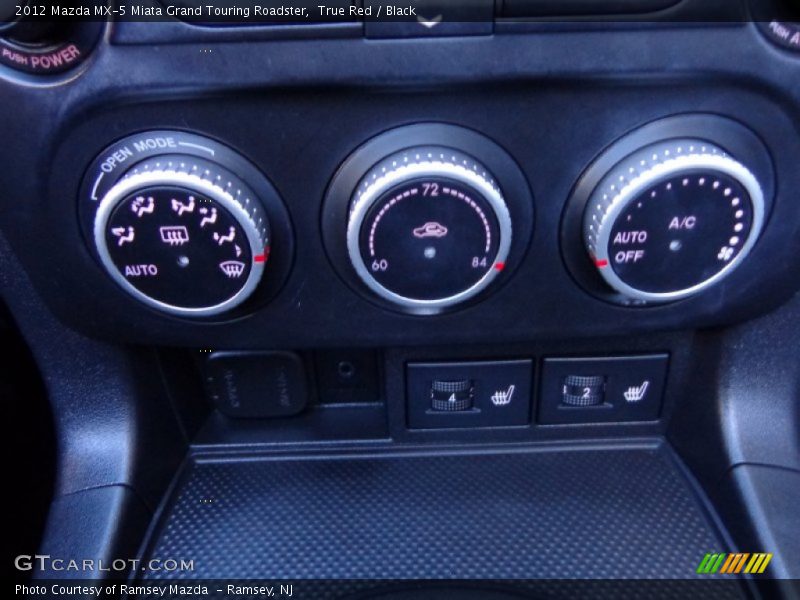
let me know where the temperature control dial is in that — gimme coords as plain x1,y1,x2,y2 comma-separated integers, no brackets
584,140,765,303
94,163,268,317
347,148,512,312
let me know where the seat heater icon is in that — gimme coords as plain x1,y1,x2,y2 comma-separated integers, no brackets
490,385,515,406
219,261,246,279
623,380,650,403
159,226,190,246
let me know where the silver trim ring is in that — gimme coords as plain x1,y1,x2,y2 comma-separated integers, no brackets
588,153,765,303
93,169,268,317
346,159,512,312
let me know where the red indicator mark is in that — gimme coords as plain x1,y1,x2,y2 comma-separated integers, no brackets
254,247,270,263
595,259,609,268
494,262,506,271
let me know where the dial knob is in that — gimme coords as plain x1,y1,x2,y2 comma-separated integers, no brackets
584,139,765,303
346,147,512,312
93,158,269,317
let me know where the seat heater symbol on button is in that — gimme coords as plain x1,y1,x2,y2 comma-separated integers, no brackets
159,225,190,246
623,380,650,403
490,385,515,406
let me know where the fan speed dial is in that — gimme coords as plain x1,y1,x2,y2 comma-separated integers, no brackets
584,139,765,304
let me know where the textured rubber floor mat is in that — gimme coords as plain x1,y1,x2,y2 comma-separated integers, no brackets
142,444,743,594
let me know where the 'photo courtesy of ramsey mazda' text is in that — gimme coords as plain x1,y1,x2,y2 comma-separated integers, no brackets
3,0,800,598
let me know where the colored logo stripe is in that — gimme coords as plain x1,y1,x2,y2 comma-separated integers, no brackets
697,553,773,574
721,553,749,574
697,553,725,574
745,553,773,574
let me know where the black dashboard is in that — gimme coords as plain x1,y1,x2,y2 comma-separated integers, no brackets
3,7,800,347
4,0,800,594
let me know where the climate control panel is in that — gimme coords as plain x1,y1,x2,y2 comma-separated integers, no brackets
75,115,779,329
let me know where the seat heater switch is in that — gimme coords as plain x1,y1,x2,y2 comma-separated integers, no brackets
407,360,532,429
430,379,474,411
561,374,605,407
539,355,668,425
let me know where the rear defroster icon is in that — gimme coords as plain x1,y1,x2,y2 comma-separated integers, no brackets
159,225,190,246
